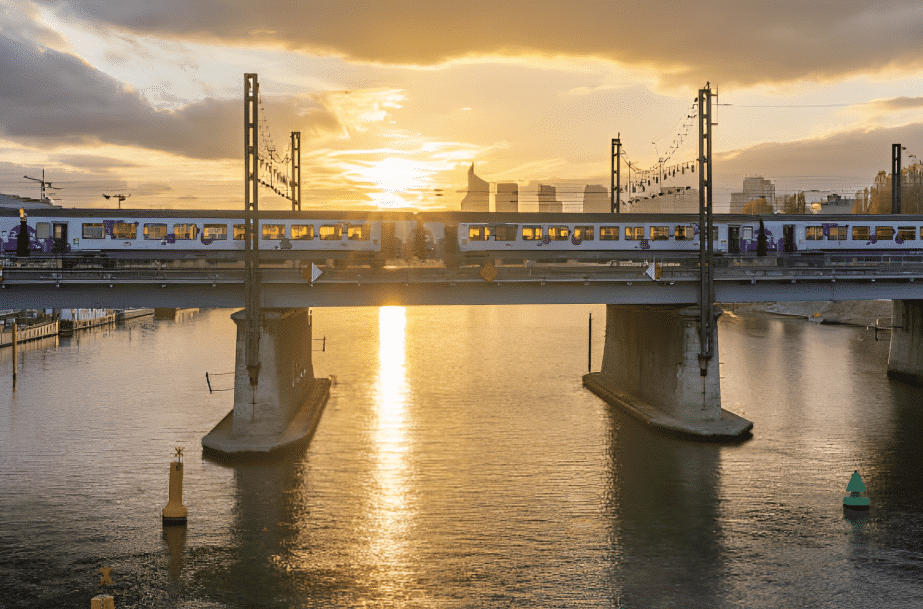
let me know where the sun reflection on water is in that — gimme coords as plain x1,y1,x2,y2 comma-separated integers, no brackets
368,306,414,585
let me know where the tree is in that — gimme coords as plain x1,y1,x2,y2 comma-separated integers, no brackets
741,198,774,215
779,192,806,214
856,164,923,214
867,170,891,214
851,188,869,213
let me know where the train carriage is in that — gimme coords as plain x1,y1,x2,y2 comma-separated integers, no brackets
5,207,923,267
0,208,419,265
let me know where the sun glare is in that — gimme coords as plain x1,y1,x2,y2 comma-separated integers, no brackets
347,156,434,208
367,306,413,581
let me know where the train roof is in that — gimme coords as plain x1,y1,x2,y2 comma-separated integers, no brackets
2,207,921,223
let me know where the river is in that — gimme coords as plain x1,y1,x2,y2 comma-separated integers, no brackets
1,305,922,608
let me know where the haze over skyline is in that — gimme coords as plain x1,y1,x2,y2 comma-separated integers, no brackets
2,1,923,210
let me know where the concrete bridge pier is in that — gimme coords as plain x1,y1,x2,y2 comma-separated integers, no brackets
583,304,752,440
887,299,923,385
202,308,330,457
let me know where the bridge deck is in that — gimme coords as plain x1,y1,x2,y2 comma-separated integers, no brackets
3,255,923,308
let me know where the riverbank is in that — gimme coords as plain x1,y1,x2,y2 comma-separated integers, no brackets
723,300,891,326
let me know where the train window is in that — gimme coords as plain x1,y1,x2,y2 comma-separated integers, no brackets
806,226,823,240
82,223,105,239
233,224,246,240
852,226,869,240
875,226,894,240
674,226,689,240
548,226,570,240
574,226,594,241
111,222,137,239
741,226,754,240
320,224,343,240
650,226,669,241
898,227,916,240
522,226,542,240
492,225,516,241
203,224,228,240
600,226,619,241
144,223,168,240
291,225,314,240
828,226,847,240
262,224,285,240
348,224,370,240
625,226,645,240
173,223,199,240
468,225,489,241
36,222,51,239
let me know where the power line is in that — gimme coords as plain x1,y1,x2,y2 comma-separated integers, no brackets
724,103,858,108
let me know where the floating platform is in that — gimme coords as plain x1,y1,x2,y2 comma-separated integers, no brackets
115,308,154,322
0,319,59,347
59,311,116,334
202,377,331,460
154,308,199,321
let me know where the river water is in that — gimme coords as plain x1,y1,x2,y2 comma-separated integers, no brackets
1,305,922,608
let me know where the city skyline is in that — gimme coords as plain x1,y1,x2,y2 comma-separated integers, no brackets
2,1,923,209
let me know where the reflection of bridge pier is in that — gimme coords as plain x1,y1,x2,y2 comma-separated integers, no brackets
584,304,752,440
887,299,923,385
202,308,330,457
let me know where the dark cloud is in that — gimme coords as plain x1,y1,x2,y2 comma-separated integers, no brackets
52,154,139,171
39,1,923,86
0,34,340,159
715,122,923,192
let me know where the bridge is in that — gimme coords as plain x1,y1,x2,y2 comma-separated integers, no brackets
4,222,923,456
5,254,923,308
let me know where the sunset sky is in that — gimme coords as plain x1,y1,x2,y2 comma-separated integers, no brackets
2,1,923,211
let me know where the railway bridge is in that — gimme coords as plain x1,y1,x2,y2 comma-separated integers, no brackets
4,241,923,454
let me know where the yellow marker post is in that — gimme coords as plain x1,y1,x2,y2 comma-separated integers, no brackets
92,567,114,608
90,595,114,609
162,447,188,526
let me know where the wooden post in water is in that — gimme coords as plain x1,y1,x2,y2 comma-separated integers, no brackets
588,312,592,373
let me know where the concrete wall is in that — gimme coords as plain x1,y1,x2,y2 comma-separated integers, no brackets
231,308,315,437
888,299,923,385
598,304,721,421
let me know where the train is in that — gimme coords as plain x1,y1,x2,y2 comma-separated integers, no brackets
3,207,923,267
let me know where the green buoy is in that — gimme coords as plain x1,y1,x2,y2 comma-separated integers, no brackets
843,470,870,510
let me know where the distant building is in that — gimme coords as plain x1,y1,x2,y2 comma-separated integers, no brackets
0,193,60,209
582,185,609,213
811,193,855,214
537,184,561,213
628,187,699,213
495,183,518,213
730,176,775,213
460,164,489,212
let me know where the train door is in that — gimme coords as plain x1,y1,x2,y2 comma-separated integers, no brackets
52,222,68,253
728,225,740,254
783,224,796,253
